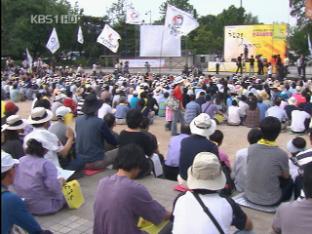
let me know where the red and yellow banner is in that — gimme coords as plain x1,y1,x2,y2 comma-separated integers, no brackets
224,24,287,62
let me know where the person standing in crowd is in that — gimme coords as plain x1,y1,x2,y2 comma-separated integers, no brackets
298,54,306,79
245,117,292,206
283,54,289,75
172,152,253,234
2,151,51,234
257,55,264,75
236,54,243,75
93,144,171,234
215,55,220,74
75,93,117,170
144,61,151,74
171,76,185,136
249,55,255,75
244,44,249,60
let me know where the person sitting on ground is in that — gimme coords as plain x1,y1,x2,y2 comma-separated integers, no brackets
209,130,231,168
129,91,139,109
98,97,113,119
75,93,118,170
244,96,260,128
2,151,52,234
114,96,130,125
286,137,307,199
13,139,66,215
1,101,19,125
48,106,80,170
164,125,191,181
265,98,287,123
227,100,241,126
284,97,298,120
93,144,171,234
201,95,218,119
103,113,119,152
119,110,154,177
245,117,293,206
172,152,253,234
179,113,218,185
290,132,312,199
272,161,312,234
25,107,76,174
51,95,64,120
290,107,311,134
184,91,201,125
238,95,249,123
1,115,26,159
232,128,262,192
195,91,206,107
139,116,159,155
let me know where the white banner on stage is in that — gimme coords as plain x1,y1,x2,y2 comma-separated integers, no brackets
120,59,165,68
140,25,181,57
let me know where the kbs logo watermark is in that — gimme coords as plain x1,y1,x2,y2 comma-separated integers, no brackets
30,15,80,24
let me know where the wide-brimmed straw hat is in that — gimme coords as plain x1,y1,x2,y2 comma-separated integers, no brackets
1,115,27,131
187,152,226,191
190,113,217,138
27,107,53,125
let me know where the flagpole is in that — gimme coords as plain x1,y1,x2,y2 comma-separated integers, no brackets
159,27,165,75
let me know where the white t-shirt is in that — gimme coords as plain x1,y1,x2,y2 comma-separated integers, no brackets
172,192,246,234
238,101,249,117
97,103,113,119
290,110,311,132
266,106,287,122
228,106,241,125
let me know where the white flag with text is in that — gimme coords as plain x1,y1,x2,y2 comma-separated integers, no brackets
46,28,60,54
165,4,199,37
77,26,84,44
97,25,121,53
126,7,142,25
26,48,33,69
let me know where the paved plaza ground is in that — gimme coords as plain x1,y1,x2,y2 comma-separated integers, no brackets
15,101,310,234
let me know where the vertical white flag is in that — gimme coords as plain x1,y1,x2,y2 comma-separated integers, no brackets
97,25,121,53
77,26,84,44
308,33,312,56
126,7,142,25
46,28,60,54
26,48,33,69
165,4,199,37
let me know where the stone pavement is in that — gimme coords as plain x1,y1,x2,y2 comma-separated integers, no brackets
35,169,274,234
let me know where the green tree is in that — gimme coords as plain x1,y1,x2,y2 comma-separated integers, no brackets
1,0,81,58
158,0,196,24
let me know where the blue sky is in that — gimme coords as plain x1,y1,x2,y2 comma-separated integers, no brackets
69,0,296,25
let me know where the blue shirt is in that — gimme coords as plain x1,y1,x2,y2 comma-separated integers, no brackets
115,104,130,119
130,96,139,109
2,187,42,234
184,101,201,124
257,102,268,122
76,115,117,163
179,135,219,180
165,134,189,167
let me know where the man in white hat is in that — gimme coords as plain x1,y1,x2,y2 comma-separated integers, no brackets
1,151,49,234
172,152,253,234
178,113,218,184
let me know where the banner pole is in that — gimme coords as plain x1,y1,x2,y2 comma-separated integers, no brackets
159,27,165,75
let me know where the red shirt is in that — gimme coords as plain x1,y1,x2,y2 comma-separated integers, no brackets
173,85,183,102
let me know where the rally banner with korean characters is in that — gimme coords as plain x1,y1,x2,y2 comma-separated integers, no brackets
224,24,287,62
